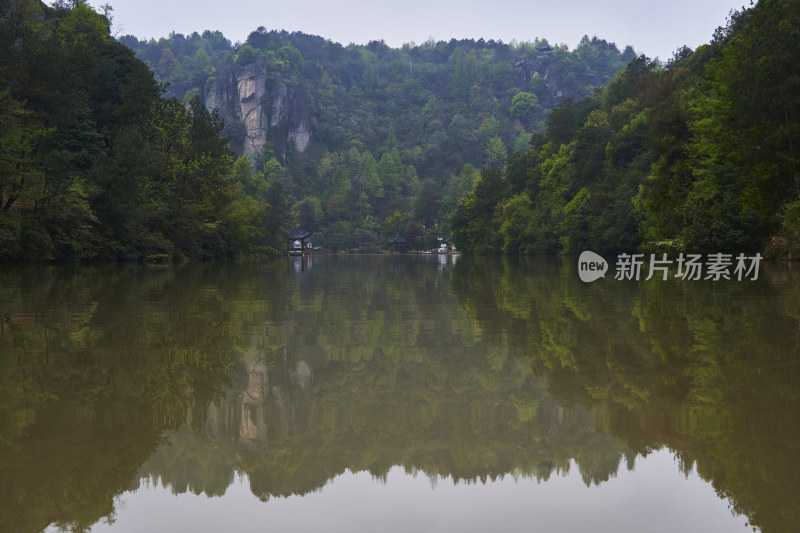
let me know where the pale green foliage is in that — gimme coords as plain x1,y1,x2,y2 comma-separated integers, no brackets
499,193,533,254
513,132,533,154
486,136,507,168
510,91,538,121
262,157,282,182
234,44,260,65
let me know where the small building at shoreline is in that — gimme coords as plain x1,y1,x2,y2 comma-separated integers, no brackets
287,225,310,255
388,232,408,253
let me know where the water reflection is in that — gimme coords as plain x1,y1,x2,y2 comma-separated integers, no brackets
1,256,798,532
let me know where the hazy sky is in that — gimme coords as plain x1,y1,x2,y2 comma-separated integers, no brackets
88,452,750,533
99,0,747,60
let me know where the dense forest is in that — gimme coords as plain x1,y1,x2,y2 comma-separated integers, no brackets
2,0,797,260
0,1,290,262
452,0,800,259
120,21,635,252
1,0,636,262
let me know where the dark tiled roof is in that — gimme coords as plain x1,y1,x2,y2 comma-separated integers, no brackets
288,224,310,239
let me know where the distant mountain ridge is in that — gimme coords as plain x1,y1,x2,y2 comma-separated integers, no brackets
120,29,635,250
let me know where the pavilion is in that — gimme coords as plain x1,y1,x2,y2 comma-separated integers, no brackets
387,232,408,253
287,225,310,255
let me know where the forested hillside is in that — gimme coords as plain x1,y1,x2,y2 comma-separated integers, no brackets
6,1,792,260
121,29,635,251
452,0,800,259
0,1,289,262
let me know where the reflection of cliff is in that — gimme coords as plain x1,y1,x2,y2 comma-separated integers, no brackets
140,339,631,501
132,257,642,500
2,258,799,533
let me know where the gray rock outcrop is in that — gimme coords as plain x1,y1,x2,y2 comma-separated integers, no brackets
204,58,311,160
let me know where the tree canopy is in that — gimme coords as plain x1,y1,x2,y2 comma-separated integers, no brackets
451,0,800,259
0,1,290,262
121,27,634,252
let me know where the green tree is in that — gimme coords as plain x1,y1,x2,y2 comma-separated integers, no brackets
234,44,259,65
260,176,291,254
499,192,534,254
294,196,324,234
451,167,509,253
486,136,507,168
510,91,538,124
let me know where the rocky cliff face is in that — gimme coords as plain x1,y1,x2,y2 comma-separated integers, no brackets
205,58,311,160
516,52,610,105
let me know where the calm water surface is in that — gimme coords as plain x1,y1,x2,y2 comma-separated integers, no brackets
1,255,798,532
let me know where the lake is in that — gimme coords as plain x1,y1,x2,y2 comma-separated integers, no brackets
1,255,798,532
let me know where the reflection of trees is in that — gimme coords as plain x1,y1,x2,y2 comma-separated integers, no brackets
139,256,632,501
0,265,241,532
141,346,630,501
451,256,800,533
2,257,797,532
